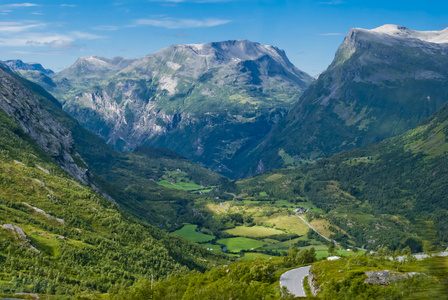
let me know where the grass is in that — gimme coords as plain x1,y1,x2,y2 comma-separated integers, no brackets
156,180,203,191
309,219,337,238
224,226,284,238
265,173,284,182
315,249,366,260
257,213,310,235
205,203,229,213
278,149,296,165
303,275,312,297
217,237,267,253
261,237,303,251
28,233,60,257
201,243,223,253
172,224,215,243
241,252,276,261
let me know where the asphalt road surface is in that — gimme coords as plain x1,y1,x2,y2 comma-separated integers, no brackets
279,265,311,297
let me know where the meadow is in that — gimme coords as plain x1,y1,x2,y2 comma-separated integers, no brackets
173,224,215,243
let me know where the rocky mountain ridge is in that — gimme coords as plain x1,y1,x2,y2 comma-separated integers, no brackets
46,40,314,176
235,24,448,176
3,59,54,75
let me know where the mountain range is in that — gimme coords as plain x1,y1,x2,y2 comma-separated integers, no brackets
11,27,448,179
10,40,314,177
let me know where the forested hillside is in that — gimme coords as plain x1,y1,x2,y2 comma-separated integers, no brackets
238,100,448,250
0,101,227,298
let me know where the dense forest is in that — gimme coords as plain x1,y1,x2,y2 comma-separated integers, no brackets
0,105,228,297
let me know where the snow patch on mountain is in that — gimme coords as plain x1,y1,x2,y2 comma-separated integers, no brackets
371,24,448,44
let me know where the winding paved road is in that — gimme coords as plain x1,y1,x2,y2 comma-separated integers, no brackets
279,265,311,297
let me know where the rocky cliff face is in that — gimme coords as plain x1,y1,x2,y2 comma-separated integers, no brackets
237,25,448,176
0,66,90,184
47,40,313,176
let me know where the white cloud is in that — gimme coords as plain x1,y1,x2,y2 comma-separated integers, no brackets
0,22,46,33
0,21,104,50
45,40,76,49
135,17,231,29
0,22,24,26
0,2,38,14
0,3,39,8
0,32,74,48
2,50,65,55
60,4,76,7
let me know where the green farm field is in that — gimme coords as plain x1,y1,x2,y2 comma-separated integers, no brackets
156,180,203,191
217,237,267,252
224,225,284,238
173,224,215,243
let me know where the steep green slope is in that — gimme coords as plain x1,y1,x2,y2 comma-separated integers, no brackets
236,25,448,176
310,254,448,299
238,100,448,250
0,105,227,298
5,67,227,229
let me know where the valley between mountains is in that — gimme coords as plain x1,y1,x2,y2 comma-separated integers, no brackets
1,24,448,299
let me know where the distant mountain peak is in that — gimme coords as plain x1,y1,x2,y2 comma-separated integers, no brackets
3,59,54,75
348,24,448,45
154,40,289,66
369,24,448,44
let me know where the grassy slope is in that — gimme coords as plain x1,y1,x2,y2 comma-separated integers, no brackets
311,255,448,299
0,108,228,297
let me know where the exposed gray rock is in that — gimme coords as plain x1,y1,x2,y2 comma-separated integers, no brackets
0,66,89,184
2,224,40,253
23,202,65,224
364,270,419,286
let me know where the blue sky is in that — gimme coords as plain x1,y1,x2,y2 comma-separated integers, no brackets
0,0,447,76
